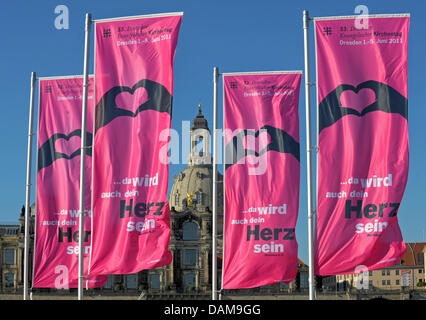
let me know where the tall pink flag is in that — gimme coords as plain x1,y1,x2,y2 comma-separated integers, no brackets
89,13,182,275
34,76,107,288
315,15,410,275
222,72,302,289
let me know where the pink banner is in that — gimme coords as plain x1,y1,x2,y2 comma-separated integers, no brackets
34,77,107,288
89,13,182,275
315,16,410,275
222,72,302,289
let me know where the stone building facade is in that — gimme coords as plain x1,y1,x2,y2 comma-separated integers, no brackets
0,206,34,292
0,224,22,292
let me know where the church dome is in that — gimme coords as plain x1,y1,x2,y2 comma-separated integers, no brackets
168,104,223,215
169,164,223,214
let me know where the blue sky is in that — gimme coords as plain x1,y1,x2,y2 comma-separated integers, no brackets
0,0,425,264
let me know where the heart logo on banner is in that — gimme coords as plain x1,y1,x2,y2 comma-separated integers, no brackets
95,79,172,131
114,86,150,114
339,87,376,114
318,80,408,133
242,130,271,164
54,134,81,158
225,125,300,171
37,129,93,171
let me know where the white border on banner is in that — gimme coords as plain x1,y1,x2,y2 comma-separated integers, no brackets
87,20,97,283
88,11,182,283
312,13,410,21
311,12,409,281
93,11,183,23
220,69,303,291
35,74,95,289
313,18,319,284
31,77,41,294
311,11,410,234
222,70,303,76
37,75,94,80
221,71,225,294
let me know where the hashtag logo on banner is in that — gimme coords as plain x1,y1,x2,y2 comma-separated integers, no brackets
230,81,238,89
322,26,332,36
103,28,111,38
45,86,52,93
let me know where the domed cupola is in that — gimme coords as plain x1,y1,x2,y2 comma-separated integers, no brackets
169,104,223,214
188,104,212,166
191,103,210,132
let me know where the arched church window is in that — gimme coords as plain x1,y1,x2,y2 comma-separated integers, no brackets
182,221,198,240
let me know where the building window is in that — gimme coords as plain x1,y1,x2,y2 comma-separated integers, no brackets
196,192,203,206
368,280,373,287
5,228,17,236
386,280,390,285
5,273,14,288
419,269,423,274
195,136,204,156
184,249,197,266
184,273,196,290
382,280,386,285
183,222,198,240
369,271,373,276
396,280,400,285
396,270,400,276
3,248,15,265
386,270,390,276
381,270,385,276
150,274,160,290
300,273,309,289
175,193,180,206
418,253,424,265
126,274,137,289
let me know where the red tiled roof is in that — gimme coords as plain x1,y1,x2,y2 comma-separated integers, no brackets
400,242,426,266
297,258,306,266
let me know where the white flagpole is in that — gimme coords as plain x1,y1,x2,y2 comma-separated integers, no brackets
303,10,315,300
212,67,219,300
78,13,92,301
23,71,36,300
